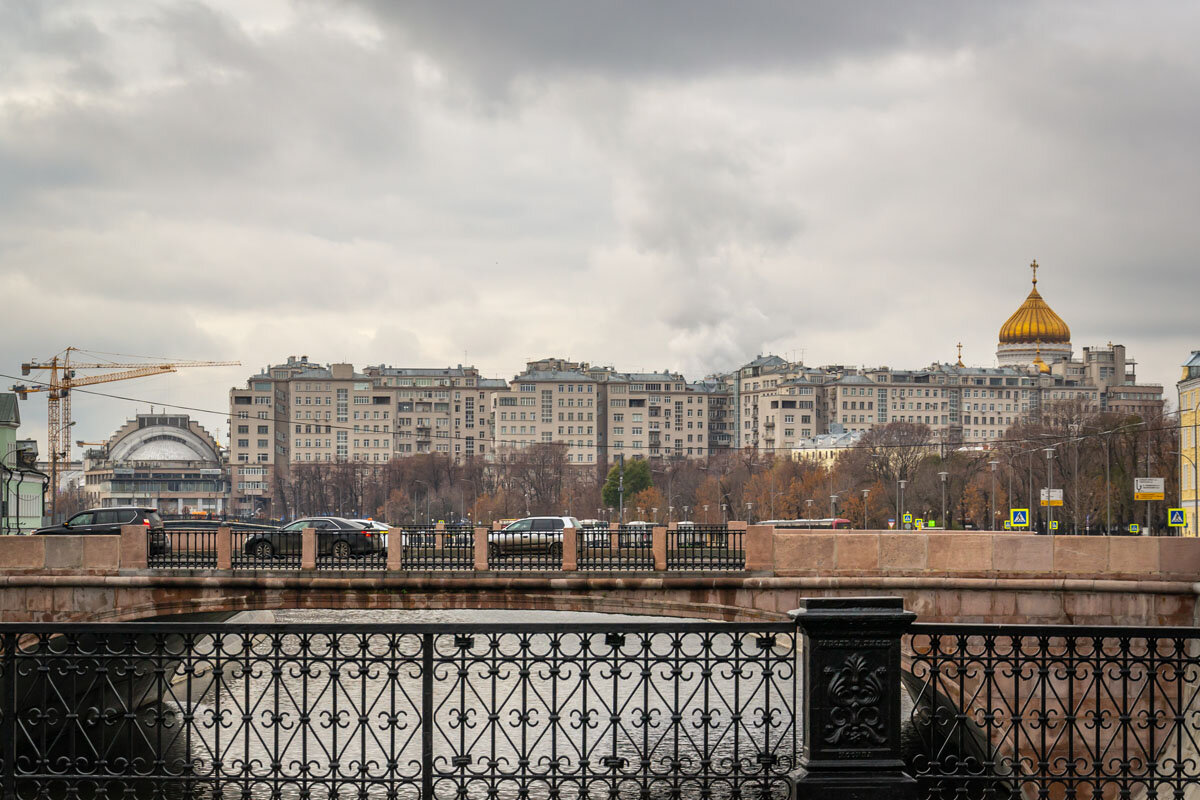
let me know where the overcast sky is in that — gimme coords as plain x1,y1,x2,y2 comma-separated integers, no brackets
2,0,1198,451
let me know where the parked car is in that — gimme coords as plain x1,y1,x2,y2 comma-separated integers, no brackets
487,516,580,560
350,519,390,552
619,520,652,548
241,517,384,561
675,521,705,547
34,506,170,555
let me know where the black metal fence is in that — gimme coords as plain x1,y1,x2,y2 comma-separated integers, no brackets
486,529,564,571
146,528,213,568
314,529,387,571
577,525,655,570
0,620,798,798
230,528,301,570
667,525,744,571
905,623,1200,800
400,525,475,570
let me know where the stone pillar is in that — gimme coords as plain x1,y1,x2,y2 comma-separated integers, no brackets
216,526,232,570
387,528,404,571
474,527,489,571
610,522,620,551
435,520,445,551
745,524,775,572
561,526,577,571
301,527,317,570
652,526,667,571
119,524,148,569
787,597,917,800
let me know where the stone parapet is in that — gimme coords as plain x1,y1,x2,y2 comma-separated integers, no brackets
772,531,1200,582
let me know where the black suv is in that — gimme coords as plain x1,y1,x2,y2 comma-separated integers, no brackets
34,506,169,555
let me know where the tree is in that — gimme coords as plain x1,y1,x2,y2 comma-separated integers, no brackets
602,458,652,508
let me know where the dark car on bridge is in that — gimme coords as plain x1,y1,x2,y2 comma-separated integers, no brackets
241,517,384,561
34,506,170,555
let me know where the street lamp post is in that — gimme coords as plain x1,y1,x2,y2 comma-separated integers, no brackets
746,502,754,523
1068,422,1081,534
1045,448,1056,534
988,461,999,532
898,479,907,528
938,472,948,529
721,504,727,524
861,488,870,530
805,498,814,519
829,494,838,520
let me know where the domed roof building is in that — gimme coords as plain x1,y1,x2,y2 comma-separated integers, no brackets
996,260,1074,367
82,413,228,516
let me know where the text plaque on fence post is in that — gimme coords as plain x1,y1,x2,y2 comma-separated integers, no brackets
788,596,917,800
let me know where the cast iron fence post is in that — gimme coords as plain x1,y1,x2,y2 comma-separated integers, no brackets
788,596,916,799
422,631,434,799
2,631,12,796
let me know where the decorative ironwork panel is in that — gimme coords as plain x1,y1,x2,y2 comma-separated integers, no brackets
667,526,745,571
231,529,301,571
147,528,214,569
907,624,1200,800
577,526,654,571
400,526,475,571
0,621,797,798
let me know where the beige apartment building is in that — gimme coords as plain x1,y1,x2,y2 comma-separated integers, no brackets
494,363,599,465
604,371,708,462
229,357,506,517
365,364,502,461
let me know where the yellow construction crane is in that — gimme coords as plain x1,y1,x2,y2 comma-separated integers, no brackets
11,347,240,517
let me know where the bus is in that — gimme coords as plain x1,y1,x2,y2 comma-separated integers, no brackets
761,518,853,530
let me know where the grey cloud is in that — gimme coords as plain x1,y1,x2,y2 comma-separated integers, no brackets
351,0,1029,95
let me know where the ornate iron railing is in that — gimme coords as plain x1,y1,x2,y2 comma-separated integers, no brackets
146,528,213,568
667,526,744,571
400,525,475,571
230,529,301,570
905,623,1200,799
0,621,798,798
577,526,654,571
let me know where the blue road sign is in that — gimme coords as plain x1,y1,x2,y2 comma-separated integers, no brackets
1010,508,1029,528
1168,508,1187,527
903,513,913,525
1129,523,1140,534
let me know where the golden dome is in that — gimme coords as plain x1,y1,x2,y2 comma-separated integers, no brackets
998,260,1071,344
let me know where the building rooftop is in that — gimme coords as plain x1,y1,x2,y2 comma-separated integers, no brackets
0,393,19,427
514,370,597,382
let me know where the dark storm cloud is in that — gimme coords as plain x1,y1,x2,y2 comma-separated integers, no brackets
351,1,1027,88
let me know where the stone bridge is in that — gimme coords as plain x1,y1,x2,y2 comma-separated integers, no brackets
1,524,1196,626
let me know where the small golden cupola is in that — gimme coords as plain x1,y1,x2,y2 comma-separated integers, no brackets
998,260,1071,344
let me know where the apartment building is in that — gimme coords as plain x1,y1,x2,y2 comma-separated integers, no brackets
1179,352,1200,538
365,365,502,461
604,371,708,462
494,366,599,464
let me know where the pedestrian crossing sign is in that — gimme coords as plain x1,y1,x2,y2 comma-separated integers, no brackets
1010,508,1029,528
916,519,924,530
1004,521,1011,530
1168,508,1187,528
903,513,913,525
1050,520,1058,531
1129,523,1140,534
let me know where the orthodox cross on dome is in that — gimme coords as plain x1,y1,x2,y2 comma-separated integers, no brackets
956,343,964,368
1030,259,1038,286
